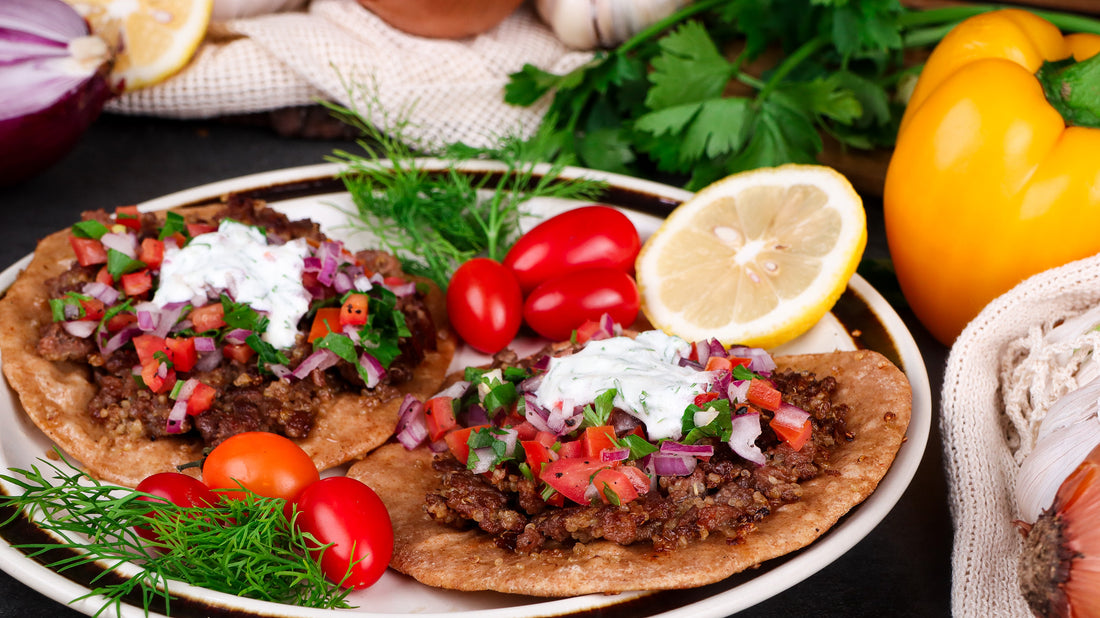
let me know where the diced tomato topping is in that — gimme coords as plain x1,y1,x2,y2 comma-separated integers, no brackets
544,492,565,508
534,430,557,448
78,298,105,321
120,269,152,297
106,312,137,332
583,425,617,459
140,362,175,394
694,391,720,406
770,417,812,451
557,439,586,459
308,307,341,343
190,303,226,332
383,276,407,287
95,266,113,286
521,440,554,480
541,457,610,505
573,319,603,345
444,424,492,465
747,379,782,411
728,356,752,369
703,356,732,372
186,381,217,416
618,465,652,494
138,238,165,270
114,205,142,231
167,231,187,248
132,334,169,367
165,337,197,372
591,468,640,505
70,237,108,267
222,343,255,364
339,293,369,327
512,420,539,441
186,223,217,237
423,396,456,442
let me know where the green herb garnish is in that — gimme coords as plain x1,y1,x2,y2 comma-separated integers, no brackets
71,220,109,240
106,248,146,280
0,455,352,616
681,398,733,444
580,388,617,429
158,211,186,241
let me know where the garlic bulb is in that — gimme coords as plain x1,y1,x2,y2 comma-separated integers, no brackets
212,0,308,20
537,0,692,50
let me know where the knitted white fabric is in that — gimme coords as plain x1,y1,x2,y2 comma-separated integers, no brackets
105,0,593,148
942,252,1100,616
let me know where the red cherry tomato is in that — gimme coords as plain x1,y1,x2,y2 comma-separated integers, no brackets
446,258,523,354
503,206,641,293
294,476,394,589
202,432,320,502
134,472,220,545
523,268,640,341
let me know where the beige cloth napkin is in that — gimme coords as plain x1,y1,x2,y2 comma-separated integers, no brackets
105,0,593,148
942,253,1100,616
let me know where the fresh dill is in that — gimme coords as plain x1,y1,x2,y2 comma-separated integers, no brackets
0,454,352,616
319,84,606,290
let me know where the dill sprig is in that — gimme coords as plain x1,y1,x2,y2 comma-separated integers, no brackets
0,455,352,617
320,83,607,290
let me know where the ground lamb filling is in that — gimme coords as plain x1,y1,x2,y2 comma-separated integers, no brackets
35,197,438,447
424,367,852,554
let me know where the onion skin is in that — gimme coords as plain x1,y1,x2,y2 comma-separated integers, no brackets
0,0,114,186
354,0,525,39
1019,442,1100,617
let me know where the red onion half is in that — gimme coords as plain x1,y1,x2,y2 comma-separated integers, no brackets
0,0,114,185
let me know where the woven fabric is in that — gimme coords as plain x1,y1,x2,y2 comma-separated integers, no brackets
105,0,593,148
942,253,1100,616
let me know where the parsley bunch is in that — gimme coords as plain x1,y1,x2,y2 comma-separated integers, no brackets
506,0,1100,190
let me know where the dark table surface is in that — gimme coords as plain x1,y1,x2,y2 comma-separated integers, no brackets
0,113,953,618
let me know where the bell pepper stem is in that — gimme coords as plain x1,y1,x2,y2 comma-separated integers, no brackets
1039,52,1100,129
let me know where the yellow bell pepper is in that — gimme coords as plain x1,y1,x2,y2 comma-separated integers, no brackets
884,9,1100,345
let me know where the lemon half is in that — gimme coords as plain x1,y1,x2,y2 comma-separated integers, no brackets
67,0,212,91
636,164,866,349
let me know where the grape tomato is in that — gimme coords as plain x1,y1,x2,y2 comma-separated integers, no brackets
202,431,320,502
523,268,640,341
446,258,523,354
503,205,641,293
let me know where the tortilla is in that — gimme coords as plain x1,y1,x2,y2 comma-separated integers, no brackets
0,204,455,487
346,349,910,595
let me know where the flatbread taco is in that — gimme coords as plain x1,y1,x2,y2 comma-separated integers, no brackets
0,196,454,487
348,327,910,595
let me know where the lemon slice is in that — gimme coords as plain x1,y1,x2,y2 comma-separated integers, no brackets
636,164,866,349
66,0,212,91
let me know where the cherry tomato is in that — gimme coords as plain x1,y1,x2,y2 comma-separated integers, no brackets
294,476,394,589
522,268,640,341
134,472,220,545
202,432,320,501
446,258,522,354
503,206,641,293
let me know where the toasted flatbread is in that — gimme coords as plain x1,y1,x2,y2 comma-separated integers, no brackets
347,349,910,595
0,205,455,487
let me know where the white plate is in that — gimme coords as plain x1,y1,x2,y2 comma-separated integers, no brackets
0,161,931,618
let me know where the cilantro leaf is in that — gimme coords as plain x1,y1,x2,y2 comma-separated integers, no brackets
581,388,618,429
680,398,733,444
71,220,108,240
645,21,734,109
614,434,659,460
158,211,186,241
106,249,146,280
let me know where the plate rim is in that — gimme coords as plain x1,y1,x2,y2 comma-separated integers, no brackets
0,162,931,618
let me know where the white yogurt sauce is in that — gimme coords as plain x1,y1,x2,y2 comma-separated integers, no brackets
152,220,311,350
535,330,713,441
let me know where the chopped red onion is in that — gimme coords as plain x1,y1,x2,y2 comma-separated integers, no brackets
678,357,704,370
728,379,750,402
659,441,714,458
302,256,322,272
268,364,292,379
497,427,519,458
100,324,140,354
518,373,543,393
693,340,712,366
729,345,776,373
709,369,732,396
332,271,353,295
692,408,720,429
165,398,188,434
469,447,495,474
176,378,199,401
62,303,80,321
100,232,136,258
193,336,216,352
82,281,118,305
464,403,489,427
358,352,386,388
152,304,184,339
523,393,552,433
342,324,362,344
60,320,96,338
433,380,470,399
428,438,449,453
773,402,811,431
223,328,252,345
728,412,765,466
395,394,428,450
651,452,696,476
387,280,417,297
290,349,339,380
600,447,630,462
194,347,223,372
